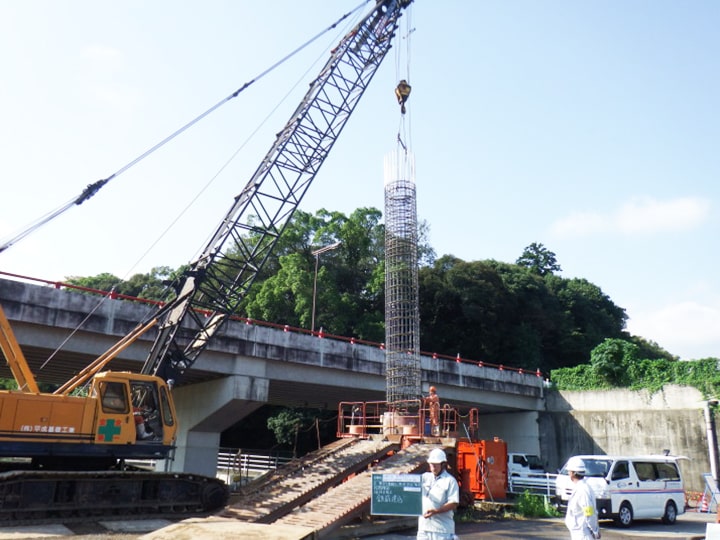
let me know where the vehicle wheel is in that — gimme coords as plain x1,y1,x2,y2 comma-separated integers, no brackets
616,501,633,528
662,500,677,524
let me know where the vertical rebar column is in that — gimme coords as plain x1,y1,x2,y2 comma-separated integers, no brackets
384,149,421,405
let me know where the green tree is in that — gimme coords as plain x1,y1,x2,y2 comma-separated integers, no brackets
623,334,677,362
590,338,639,386
419,257,627,373
516,242,561,276
66,266,181,302
65,272,122,293
243,207,388,341
548,277,628,368
267,409,303,450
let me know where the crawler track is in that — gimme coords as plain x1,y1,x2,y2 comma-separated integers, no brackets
0,469,228,524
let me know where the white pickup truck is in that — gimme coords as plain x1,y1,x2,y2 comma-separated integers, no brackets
508,452,545,477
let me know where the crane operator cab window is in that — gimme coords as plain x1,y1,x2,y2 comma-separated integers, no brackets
100,382,129,414
131,381,163,442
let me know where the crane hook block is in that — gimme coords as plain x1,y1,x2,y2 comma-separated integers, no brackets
395,80,411,114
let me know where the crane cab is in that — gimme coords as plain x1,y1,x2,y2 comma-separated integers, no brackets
0,372,177,467
90,371,178,450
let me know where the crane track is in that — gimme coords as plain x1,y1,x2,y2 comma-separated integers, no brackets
0,469,228,525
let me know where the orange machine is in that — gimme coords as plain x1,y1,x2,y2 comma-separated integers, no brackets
456,437,508,500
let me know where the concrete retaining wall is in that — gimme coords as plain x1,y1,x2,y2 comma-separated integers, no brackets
541,385,711,493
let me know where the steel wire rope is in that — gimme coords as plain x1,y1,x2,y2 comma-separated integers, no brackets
395,4,414,152
33,3,368,375
136,7,365,284
0,0,371,255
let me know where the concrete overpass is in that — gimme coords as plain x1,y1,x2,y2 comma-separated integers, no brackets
0,275,547,476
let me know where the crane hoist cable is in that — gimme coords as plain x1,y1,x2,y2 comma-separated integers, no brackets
394,4,414,150
0,0,371,255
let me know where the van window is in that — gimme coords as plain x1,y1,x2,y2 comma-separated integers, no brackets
583,458,613,478
655,462,680,481
634,461,657,481
611,460,630,481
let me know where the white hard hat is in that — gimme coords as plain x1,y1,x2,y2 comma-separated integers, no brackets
566,456,586,473
428,448,447,464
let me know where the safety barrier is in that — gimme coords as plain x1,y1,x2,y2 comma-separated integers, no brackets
507,472,559,498
217,448,294,488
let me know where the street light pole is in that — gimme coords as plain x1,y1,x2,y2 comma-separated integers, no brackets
311,241,341,334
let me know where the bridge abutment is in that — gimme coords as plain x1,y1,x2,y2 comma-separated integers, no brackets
168,375,269,476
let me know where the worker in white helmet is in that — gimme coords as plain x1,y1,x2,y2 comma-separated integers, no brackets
417,447,460,540
564,456,601,540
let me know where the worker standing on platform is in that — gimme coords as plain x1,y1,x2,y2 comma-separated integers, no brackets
425,386,440,436
418,448,460,540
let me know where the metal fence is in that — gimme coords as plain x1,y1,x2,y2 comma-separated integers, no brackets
507,472,559,498
217,448,294,488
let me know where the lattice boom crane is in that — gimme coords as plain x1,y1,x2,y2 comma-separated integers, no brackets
0,0,413,521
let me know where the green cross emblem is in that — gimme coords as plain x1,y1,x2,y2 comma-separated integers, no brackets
97,419,122,442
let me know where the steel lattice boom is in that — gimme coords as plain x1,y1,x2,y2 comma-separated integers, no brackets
142,0,413,382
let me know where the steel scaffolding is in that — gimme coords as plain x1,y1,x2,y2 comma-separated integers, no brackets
383,149,421,405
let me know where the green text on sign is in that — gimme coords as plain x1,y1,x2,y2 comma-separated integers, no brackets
371,473,422,516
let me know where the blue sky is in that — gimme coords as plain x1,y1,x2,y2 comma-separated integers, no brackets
0,1,718,360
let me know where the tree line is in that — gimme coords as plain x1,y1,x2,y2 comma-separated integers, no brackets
66,207,674,374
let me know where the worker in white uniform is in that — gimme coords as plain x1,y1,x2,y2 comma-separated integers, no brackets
417,448,460,540
564,456,601,540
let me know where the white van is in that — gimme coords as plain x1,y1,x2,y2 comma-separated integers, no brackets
555,454,686,527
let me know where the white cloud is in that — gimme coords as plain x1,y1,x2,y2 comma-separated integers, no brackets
627,301,720,360
551,196,711,237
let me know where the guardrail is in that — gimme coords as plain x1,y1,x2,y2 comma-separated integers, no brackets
507,472,559,498
216,448,294,488
127,448,294,490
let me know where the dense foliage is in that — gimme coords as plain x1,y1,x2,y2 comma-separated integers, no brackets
418,257,628,371
65,266,183,302
64,207,652,373
551,338,720,396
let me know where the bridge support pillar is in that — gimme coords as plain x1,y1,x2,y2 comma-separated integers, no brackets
165,375,269,477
